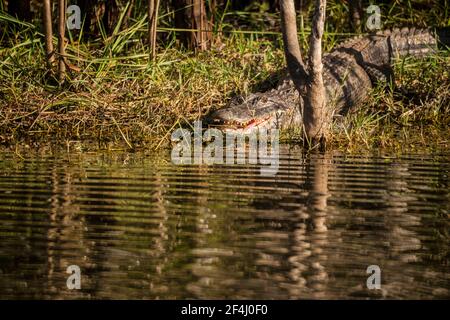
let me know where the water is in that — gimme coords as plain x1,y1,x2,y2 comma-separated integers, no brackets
0,146,448,299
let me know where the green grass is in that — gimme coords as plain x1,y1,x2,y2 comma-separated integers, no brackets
0,10,289,151
0,1,449,152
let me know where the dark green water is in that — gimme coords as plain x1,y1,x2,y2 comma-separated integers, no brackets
0,146,448,299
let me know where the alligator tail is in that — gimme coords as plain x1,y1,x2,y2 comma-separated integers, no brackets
389,27,450,58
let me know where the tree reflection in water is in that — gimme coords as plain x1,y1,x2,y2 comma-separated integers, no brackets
0,149,448,299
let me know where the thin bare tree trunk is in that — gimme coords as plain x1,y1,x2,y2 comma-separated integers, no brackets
58,0,66,83
172,0,189,48
210,0,218,29
173,0,212,51
148,0,160,60
280,0,308,91
192,0,205,50
191,0,213,51
43,0,55,70
103,0,120,35
78,0,94,38
269,0,280,13
123,0,136,29
305,0,327,141
349,0,363,32
280,0,327,143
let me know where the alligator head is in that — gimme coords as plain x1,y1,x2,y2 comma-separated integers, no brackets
207,85,301,134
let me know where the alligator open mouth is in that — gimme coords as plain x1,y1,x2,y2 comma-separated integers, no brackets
207,92,298,133
209,114,275,132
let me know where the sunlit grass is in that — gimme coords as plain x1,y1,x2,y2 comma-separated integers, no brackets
0,13,287,150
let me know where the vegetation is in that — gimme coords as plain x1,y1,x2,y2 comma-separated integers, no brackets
0,0,449,152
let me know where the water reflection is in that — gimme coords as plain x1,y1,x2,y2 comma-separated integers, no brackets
0,148,448,299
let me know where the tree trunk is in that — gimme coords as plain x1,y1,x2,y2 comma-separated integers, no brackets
280,0,308,91
173,0,190,48
280,0,327,143
192,0,206,50
172,0,212,51
305,0,327,141
43,0,55,70
58,0,66,83
148,0,160,60
103,0,120,35
269,0,280,13
298,0,313,11
123,0,136,29
349,0,363,33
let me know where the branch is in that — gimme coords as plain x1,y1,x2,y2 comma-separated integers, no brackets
58,0,66,83
148,0,160,60
308,0,326,80
279,0,308,92
43,0,54,68
304,0,327,142
280,0,328,142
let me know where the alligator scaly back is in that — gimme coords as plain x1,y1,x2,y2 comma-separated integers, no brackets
208,27,449,133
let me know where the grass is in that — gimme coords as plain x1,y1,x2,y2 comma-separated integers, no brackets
0,1,449,153
0,12,287,151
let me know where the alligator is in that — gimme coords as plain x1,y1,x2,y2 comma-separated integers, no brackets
207,27,449,134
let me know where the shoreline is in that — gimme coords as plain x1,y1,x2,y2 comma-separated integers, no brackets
1,33,449,152
2,125,449,157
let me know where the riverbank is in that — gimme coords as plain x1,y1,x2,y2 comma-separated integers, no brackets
1,17,449,153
